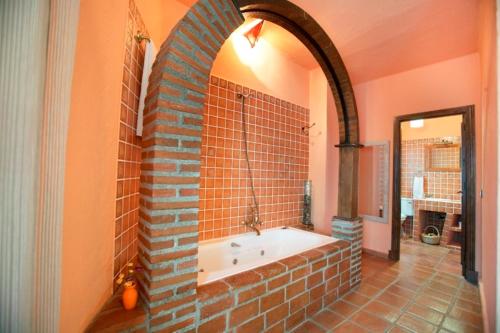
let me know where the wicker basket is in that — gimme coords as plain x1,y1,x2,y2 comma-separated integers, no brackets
421,225,441,245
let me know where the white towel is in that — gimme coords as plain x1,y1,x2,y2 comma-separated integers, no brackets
137,41,157,137
412,176,424,199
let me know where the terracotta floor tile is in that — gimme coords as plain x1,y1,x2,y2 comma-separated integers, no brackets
441,317,483,333
363,300,402,323
397,313,438,333
415,295,450,314
311,309,343,329
328,300,359,318
457,290,480,304
350,310,392,333
421,288,455,303
389,326,413,333
331,241,484,333
356,282,381,297
406,303,444,326
364,276,392,289
333,321,369,333
448,306,483,328
292,320,326,333
342,291,371,307
394,279,421,292
427,281,458,296
387,284,417,299
454,298,482,315
377,290,412,308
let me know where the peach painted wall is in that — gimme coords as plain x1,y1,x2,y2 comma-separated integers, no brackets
135,0,188,47
307,70,340,234
354,54,481,255
211,26,310,107
61,2,194,330
61,0,129,331
477,0,497,331
308,68,329,234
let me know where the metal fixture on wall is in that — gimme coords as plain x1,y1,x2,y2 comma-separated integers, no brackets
302,180,313,229
301,122,316,134
238,92,262,235
134,31,150,43
243,19,264,48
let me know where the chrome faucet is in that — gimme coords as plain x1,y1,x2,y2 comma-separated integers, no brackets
242,206,262,236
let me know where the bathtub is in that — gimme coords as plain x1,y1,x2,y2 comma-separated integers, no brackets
197,227,338,285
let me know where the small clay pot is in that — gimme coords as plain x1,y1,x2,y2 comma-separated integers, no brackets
122,281,138,310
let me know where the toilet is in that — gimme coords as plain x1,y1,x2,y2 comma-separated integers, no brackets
401,198,414,237
401,198,414,219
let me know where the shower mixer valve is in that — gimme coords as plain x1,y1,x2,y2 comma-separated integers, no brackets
242,206,262,236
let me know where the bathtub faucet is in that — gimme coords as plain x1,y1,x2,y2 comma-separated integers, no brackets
242,206,262,236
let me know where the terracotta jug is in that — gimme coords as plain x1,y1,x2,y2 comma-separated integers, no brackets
122,281,138,310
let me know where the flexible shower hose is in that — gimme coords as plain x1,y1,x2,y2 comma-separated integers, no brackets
238,93,261,221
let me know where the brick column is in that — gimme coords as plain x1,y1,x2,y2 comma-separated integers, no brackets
332,144,362,289
332,217,362,289
138,0,243,331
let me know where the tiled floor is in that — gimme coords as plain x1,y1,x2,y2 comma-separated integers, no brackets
294,240,483,333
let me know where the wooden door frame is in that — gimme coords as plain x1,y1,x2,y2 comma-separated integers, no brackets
390,105,478,284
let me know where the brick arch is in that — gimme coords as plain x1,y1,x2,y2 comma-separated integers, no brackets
138,0,360,330
238,0,359,145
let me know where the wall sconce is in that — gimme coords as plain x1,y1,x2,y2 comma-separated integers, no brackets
243,19,264,48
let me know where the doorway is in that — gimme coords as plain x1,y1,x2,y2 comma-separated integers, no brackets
390,105,477,284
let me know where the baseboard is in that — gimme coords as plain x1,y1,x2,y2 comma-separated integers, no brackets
478,280,490,333
362,247,388,258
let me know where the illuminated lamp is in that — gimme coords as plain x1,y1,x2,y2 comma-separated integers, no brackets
243,19,264,48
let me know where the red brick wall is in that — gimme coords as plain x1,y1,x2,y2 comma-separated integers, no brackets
113,0,145,282
138,0,245,330
199,76,310,240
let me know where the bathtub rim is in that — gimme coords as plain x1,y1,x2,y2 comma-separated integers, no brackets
198,226,336,246
197,226,341,285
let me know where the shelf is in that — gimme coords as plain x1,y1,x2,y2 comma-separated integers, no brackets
449,226,462,233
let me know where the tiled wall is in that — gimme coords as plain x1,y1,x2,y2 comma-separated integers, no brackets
199,76,310,240
401,137,461,201
113,0,145,281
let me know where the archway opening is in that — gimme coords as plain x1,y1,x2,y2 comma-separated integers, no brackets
138,0,361,330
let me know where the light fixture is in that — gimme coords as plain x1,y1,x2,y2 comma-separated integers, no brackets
243,19,264,48
410,119,424,128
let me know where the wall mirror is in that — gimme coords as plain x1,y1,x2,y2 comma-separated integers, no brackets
359,141,390,223
425,143,461,172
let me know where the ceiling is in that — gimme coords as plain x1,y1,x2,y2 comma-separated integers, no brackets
175,0,479,84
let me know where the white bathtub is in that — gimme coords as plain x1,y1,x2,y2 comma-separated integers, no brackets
197,227,338,285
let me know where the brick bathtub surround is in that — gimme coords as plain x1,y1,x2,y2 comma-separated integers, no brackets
199,76,309,240
332,217,363,288
196,240,352,332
